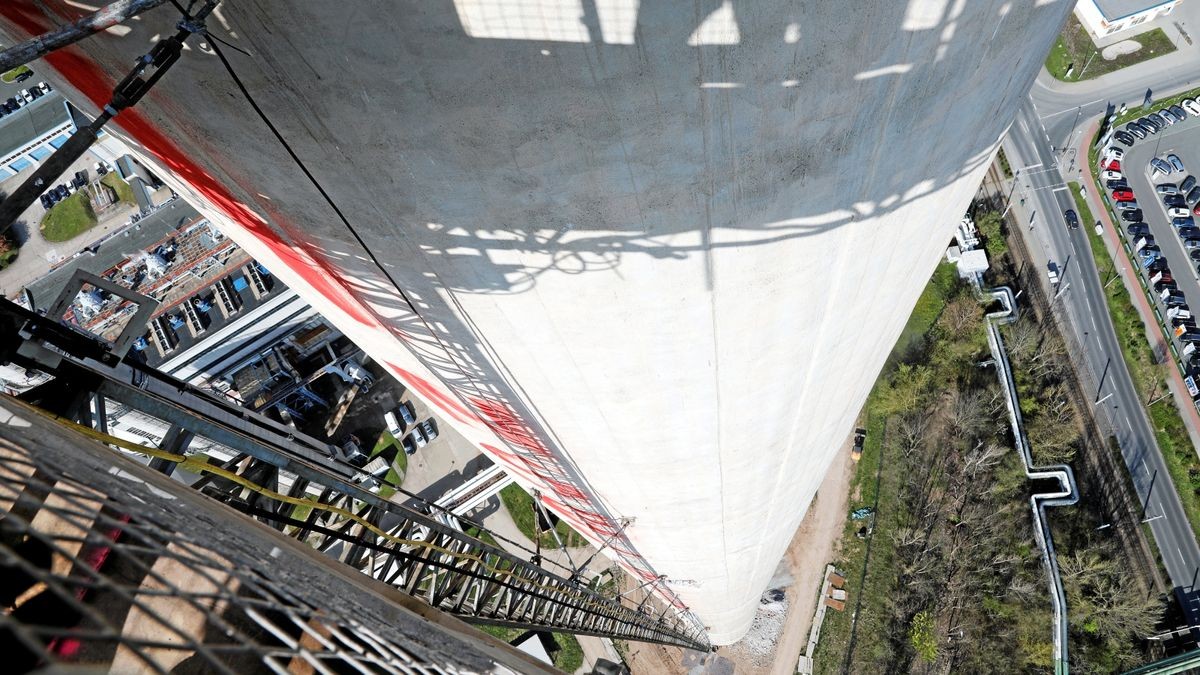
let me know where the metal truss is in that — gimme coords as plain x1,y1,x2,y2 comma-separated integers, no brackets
0,288,713,654
0,393,559,674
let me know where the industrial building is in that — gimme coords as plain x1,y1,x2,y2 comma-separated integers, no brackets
1074,0,1181,39
0,0,1075,643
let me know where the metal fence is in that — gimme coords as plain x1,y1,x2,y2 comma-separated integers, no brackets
0,396,559,674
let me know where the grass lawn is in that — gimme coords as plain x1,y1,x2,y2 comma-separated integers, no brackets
40,191,97,242
1,66,31,84
477,625,583,672
0,248,17,270
1045,13,1175,82
370,431,406,499
499,483,588,548
101,173,136,205
1074,179,1200,541
1109,84,1200,130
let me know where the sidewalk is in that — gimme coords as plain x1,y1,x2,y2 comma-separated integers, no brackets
1074,118,1200,452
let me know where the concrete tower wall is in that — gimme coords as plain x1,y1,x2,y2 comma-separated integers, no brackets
0,0,1072,643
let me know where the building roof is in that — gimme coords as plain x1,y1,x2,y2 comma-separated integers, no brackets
0,92,72,159
1093,0,1175,20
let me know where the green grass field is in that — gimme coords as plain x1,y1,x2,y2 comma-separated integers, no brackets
499,483,588,548
101,173,136,205
40,191,97,243
1045,14,1175,82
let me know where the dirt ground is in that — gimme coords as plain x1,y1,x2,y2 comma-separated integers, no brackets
624,438,857,675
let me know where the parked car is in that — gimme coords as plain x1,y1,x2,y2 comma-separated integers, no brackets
1103,159,1122,172
400,434,417,455
407,426,429,449
1185,175,1198,193
1127,223,1152,236
1064,209,1079,229
1113,189,1135,201
418,419,438,442
1170,154,1186,172
37,82,49,94
1140,116,1162,133
1118,200,1140,211
1171,105,1189,120
1165,195,1187,208
384,410,404,438
1175,217,1197,229
1165,292,1189,307
1191,249,1200,261
1121,209,1144,222
1158,183,1179,195
1160,109,1179,124
1115,131,1136,146
1193,203,1200,216
1178,226,1200,239
13,69,32,83
1185,239,1200,250
1104,146,1126,160
1107,178,1130,190
1170,207,1192,218
1183,98,1200,116
1126,123,1148,140
1189,188,1200,205
1103,170,1124,181
1152,157,1173,176
1139,245,1161,260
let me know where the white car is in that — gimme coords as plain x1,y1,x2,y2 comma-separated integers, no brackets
1104,146,1125,160
1169,207,1192,218
18,89,31,103
1183,98,1200,117
383,401,416,436
1103,170,1123,181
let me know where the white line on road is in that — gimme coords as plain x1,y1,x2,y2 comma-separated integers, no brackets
1143,459,1152,478
1052,187,1068,193
1039,99,1106,120
1144,514,1164,523
1090,312,1097,331
1180,546,1187,567
1020,162,1044,171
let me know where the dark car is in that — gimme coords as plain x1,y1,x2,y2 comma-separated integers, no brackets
1175,216,1196,228
1143,115,1164,132
1107,179,1130,190
1121,209,1144,222
1184,176,1198,193
1158,183,1179,195
1191,249,1200,261
1165,293,1188,308
1126,123,1148,140
1170,154,1187,172
1115,130,1137,146
1172,105,1189,120
1064,209,1079,229
13,70,33,83
55,185,69,200
1166,195,1187,208
38,194,51,209
1189,188,1200,205
1127,223,1152,236
1180,227,1200,239
1149,258,1170,273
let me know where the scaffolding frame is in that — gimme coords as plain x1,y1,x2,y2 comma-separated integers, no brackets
0,293,713,660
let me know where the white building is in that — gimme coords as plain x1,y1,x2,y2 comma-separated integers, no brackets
1,0,1075,643
1075,0,1182,40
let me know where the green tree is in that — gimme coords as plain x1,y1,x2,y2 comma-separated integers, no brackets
908,610,939,663
877,364,933,416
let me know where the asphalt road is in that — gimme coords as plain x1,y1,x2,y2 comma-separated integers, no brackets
1004,99,1200,622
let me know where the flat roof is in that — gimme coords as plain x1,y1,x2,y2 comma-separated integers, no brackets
1093,0,1175,20
0,92,72,159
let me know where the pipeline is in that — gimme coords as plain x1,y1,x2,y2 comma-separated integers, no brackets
982,284,1078,675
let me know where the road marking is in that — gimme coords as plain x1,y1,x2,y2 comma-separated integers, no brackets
1125,417,1134,434
1090,312,1097,331
1143,459,1152,478
1020,162,1044,170
1039,99,1105,120
1052,186,1068,193
1180,546,1188,567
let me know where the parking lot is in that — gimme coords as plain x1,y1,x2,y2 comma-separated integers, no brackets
1111,109,1200,364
